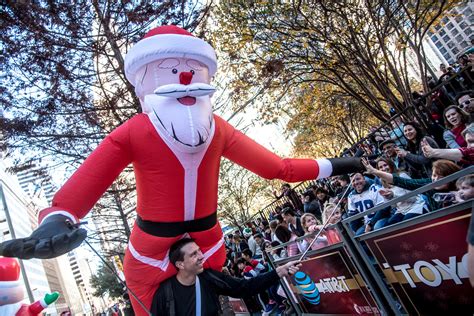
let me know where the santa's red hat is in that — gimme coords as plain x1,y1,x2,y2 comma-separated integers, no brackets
124,25,217,86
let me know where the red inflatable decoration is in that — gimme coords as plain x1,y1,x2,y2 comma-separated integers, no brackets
0,257,59,315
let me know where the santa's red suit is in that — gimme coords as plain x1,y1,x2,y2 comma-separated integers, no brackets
0,25,360,315
38,113,330,314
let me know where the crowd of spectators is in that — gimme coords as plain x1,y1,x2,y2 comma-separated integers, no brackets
220,53,473,315
286,55,472,234
223,227,291,314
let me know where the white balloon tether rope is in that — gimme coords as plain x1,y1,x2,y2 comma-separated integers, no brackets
297,177,354,263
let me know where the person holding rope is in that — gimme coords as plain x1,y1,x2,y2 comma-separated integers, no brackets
151,238,301,315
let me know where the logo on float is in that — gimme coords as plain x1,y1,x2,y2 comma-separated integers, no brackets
293,271,320,305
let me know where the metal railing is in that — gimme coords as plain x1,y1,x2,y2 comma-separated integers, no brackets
241,177,339,228
241,67,472,230
264,166,473,315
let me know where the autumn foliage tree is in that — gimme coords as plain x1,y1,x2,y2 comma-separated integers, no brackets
212,0,460,154
287,83,380,157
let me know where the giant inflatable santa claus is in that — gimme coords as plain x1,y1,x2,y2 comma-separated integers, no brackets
1,25,362,314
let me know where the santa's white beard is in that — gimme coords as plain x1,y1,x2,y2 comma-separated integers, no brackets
143,94,214,153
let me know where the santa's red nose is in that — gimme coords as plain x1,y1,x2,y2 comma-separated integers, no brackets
179,72,193,85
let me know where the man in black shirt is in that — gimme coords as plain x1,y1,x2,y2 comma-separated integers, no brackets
151,238,301,315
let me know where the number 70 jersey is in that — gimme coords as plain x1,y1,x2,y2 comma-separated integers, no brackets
347,184,385,224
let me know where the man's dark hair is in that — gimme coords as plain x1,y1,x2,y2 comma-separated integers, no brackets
169,238,195,267
236,258,247,265
379,138,396,150
282,208,295,217
338,174,350,182
281,202,293,210
303,190,316,200
242,248,252,258
315,187,328,195
351,172,364,179
274,225,292,243
253,233,263,239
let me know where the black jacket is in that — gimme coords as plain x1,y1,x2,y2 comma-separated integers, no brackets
151,269,280,315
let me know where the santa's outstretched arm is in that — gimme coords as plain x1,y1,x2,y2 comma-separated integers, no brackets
0,122,133,259
220,117,364,181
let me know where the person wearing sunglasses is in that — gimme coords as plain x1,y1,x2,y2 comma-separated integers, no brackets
456,91,474,122
379,138,407,172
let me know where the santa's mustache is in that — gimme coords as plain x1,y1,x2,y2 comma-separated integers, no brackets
154,83,215,98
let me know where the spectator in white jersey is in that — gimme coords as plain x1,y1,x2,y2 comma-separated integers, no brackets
347,173,392,235
363,158,427,226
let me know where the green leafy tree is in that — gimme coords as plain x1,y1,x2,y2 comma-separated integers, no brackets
90,262,124,299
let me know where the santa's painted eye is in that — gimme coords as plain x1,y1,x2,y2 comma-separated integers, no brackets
172,69,178,74
190,70,195,75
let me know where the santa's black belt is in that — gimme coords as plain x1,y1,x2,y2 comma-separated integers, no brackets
136,213,217,237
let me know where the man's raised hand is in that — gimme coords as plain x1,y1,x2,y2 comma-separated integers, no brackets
276,260,302,278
